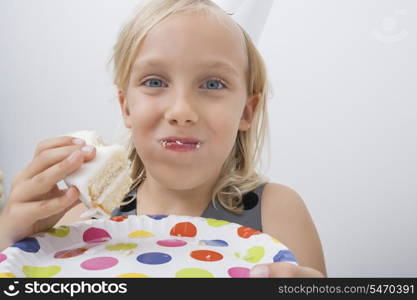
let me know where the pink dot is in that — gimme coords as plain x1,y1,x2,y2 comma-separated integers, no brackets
83,227,111,244
228,267,250,278
0,253,7,263
156,239,187,247
81,257,118,270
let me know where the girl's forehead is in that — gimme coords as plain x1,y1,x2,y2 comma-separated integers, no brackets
134,11,248,73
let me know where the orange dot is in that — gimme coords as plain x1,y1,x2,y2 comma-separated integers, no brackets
170,222,197,237
237,226,261,239
110,216,128,222
190,250,223,262
54,247,88,259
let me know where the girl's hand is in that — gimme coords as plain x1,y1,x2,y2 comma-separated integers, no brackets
0,136,96,250
250,262,325,278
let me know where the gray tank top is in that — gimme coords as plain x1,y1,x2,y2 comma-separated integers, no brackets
111,183,267,232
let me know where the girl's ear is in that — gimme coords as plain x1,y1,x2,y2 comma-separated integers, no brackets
118,89,132,129
239,94,259,131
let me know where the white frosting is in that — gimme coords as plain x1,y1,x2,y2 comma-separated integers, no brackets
80,207,108,219
63,130,107,146
61,130,131,218
63,143,130,217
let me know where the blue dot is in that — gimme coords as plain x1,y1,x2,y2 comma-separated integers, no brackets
12,237,40,253
147,215,168,220
137,252,172,265
273,250,297,263
199,239,229,247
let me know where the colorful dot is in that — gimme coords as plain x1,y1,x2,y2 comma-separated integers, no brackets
12,238,40,253
128,230,154,238
170,222,197,237
22,265,61,278
273,250,297,263
241,246,265,263
83,227,112,243
105,243,137,251
47,226,70,237
137,252,172,265
176,268,214,278
228,267,250,278
54,247,88,259
116,273,148,278
0,272,15,278
206,218,230,227
147,215,168,220
190,250,223,262
0,253,7,263
198,239,229,247
156,239,187,247
110,216,128,222
237,226,261,239
81,257,119,270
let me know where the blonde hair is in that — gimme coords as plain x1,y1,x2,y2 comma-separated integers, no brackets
108,0,271,214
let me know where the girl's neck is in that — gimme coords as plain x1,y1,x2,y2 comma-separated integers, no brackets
135,176,216,217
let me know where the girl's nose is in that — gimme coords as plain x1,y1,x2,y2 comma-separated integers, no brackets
164,92,199,126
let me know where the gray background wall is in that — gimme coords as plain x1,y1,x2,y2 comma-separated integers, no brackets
0,0,416,277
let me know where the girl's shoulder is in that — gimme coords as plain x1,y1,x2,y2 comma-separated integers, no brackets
260,182,306,234
260,182,303,216
261,182,327,276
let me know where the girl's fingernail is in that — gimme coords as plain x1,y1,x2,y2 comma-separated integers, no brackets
68,150,80,162
81,145,94,153
72,138,85,145
249,265,270,278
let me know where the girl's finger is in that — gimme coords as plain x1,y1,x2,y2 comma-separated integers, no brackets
23,144,95,180
11,150,85,202
19,186,80,222
33,136,85,158
250,262,325,278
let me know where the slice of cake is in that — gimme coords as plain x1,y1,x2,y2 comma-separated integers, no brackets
63,130,132,218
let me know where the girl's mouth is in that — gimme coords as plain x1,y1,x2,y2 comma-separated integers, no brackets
160,140,201,152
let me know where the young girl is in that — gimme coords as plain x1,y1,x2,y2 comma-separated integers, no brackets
0,0,326,277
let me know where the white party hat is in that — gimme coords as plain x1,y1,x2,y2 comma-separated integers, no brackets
213,0,274,45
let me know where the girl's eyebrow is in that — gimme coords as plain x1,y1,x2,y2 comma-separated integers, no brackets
132,58,239,76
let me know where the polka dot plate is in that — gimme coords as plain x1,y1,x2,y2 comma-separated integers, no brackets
0,215,297,278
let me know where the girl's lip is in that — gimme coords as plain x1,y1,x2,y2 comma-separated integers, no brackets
160,140,201,152
159,136,202,144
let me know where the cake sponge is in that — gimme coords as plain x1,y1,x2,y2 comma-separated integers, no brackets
63,130,132,218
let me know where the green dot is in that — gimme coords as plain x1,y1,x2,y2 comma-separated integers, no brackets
22,266,61,278
242,246,265,263
105,243,137,251
46,226,70,237
206,218,230,227
175,268,214,278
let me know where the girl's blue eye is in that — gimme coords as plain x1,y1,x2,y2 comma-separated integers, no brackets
202,79,225,90
142,78,226,89
143,78,167,88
